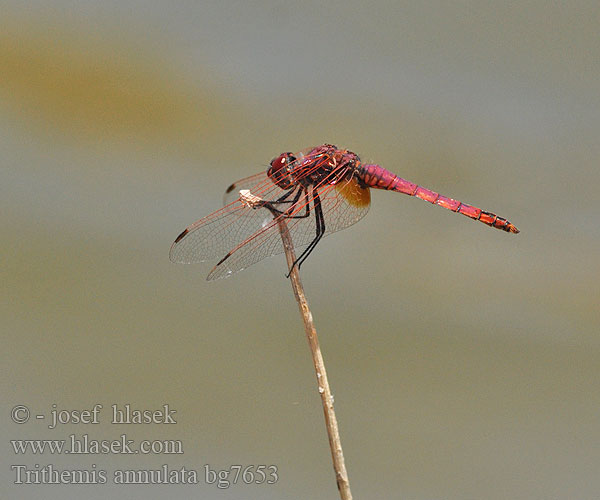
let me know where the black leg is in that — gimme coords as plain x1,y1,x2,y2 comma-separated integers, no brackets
274,188,297,204
287,189,325,275
269,188,311,219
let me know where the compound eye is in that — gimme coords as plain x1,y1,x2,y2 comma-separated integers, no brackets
268,152,296,189
269,152,292,174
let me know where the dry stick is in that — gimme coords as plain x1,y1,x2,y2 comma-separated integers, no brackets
276,218,353,500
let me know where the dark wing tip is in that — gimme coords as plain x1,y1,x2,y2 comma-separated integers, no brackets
225,183,235,194
174,228,189,244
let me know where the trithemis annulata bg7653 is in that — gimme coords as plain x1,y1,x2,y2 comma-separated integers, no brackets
170,144,519,280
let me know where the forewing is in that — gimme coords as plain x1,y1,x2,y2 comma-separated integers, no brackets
169,201,275,264
206,174,371,280
206,215,288,280
222,150,331,206
170,170,299,268
223,172,271,206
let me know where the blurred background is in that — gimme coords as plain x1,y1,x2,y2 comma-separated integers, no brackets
2,2,599,499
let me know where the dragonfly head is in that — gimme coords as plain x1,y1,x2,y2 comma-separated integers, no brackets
268,152,296,189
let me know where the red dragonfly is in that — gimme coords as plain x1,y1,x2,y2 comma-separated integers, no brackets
170,144,519,280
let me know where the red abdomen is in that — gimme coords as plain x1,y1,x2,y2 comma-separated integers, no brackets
359,164,519,233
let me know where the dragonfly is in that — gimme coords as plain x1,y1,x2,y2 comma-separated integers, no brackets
170,144,519,280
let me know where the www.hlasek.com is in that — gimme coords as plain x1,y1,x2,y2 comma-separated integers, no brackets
11,464,279,487
11,434,183,455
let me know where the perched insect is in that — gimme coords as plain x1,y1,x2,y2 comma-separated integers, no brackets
170,144,519,280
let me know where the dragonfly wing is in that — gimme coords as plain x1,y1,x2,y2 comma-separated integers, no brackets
223,171,283,206
170,200,277,265
320,174,371,237
206,175,371,280
206,216,290,280
276,176,371,248
171,170,305,274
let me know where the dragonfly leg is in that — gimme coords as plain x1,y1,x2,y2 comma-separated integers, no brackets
269,188,311,219
214,189,310,269
274,187,298,204
287,189,325,275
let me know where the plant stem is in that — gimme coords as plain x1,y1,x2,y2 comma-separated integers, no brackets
276,218,353,500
